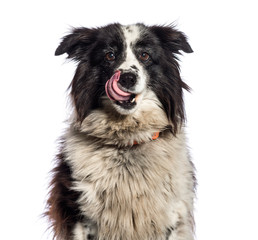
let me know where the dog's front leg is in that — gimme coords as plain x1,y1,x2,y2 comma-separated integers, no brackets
73,221,97,240
166,201,194,240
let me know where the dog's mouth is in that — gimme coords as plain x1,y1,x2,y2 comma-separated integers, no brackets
105,71,137,109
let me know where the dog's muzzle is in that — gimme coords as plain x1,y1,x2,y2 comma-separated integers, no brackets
105,71,137,109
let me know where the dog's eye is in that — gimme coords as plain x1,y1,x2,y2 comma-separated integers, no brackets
139,52,150,62
106,52,116,61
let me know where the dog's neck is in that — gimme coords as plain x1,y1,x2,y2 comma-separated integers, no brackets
70,100,170,147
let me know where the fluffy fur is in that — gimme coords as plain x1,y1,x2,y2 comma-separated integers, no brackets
46,23,196,240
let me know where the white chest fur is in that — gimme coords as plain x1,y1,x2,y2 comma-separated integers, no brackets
65,127,194,240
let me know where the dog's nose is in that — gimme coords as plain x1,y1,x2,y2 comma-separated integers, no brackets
119,72,137,89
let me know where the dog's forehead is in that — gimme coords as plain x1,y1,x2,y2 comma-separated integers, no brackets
117,25,141,71
122,24,141,46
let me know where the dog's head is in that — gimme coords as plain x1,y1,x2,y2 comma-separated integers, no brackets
55,23,192,134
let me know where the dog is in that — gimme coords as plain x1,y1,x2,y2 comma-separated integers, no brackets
46,23,196,240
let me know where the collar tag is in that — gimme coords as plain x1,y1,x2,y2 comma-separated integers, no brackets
133,132,160,145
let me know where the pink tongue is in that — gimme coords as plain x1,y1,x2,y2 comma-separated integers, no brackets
105,71,131,101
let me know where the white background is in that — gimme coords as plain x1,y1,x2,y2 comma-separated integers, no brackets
1,1,258,239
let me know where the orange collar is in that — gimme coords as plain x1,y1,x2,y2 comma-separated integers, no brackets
133,132,160,145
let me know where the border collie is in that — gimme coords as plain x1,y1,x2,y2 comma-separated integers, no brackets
46,23,196,240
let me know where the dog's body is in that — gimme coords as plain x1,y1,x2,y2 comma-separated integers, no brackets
46,23,195,240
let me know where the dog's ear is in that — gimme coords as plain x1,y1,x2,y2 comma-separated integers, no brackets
55,27,97,60
150,25,193,54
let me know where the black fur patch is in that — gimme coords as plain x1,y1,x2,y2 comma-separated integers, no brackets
46,148,81,239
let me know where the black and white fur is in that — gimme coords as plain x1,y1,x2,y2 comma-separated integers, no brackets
46,23,195,240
